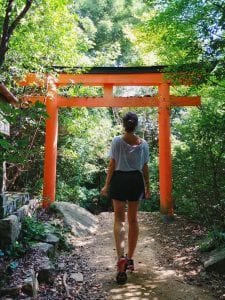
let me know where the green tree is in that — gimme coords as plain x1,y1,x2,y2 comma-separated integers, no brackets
0,0,91,193
56,107,115,212
73,0,147,65
133,0,225,227
0,0,93,83
0,0,34,67
136,0,225,79
172,86,225,229
0,100,47,193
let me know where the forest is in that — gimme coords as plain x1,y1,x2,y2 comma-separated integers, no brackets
0,0,225,245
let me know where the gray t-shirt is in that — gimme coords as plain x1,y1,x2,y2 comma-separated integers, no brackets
109,136,149,171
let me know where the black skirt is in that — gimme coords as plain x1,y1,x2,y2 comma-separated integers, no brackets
109,170,145,201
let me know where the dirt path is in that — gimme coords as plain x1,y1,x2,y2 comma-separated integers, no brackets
75,212,216,300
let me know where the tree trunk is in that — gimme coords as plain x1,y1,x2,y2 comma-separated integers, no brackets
0,0,33,68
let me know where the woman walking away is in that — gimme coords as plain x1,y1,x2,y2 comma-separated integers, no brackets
101,112,150,284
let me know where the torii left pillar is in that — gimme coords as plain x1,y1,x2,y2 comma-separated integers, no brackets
42,77,58,208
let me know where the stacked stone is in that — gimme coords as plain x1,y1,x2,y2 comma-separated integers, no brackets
0,193,40,249
0,192,30,219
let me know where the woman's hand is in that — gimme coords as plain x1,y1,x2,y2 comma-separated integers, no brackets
101,185,109,197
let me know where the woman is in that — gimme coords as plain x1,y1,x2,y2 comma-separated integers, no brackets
101,112,150,284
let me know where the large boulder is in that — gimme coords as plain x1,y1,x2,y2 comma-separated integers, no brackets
204,247,225,274
52,202,98,237
0,215,20,248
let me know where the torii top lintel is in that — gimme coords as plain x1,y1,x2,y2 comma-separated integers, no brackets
19,66,201,108
20,66,194,87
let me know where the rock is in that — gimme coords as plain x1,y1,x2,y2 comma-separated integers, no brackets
51,202,98,237
31,242,54,257
14,198,41,221
0,215,21,248
0,192,30,218
204,247,225,274
37,258,56,284
44,233,59,249
21,269,38,297
58,262,66,270
22,278,35,296
70,272,84,283
15,205,27,221
0,286,21,297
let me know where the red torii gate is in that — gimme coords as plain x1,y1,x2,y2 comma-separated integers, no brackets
19,66,201,220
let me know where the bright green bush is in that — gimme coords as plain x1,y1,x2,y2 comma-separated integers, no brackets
172,89,225,230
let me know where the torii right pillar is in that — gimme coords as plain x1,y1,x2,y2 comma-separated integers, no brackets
158,83,174,223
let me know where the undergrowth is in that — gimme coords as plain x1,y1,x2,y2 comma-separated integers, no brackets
199,229,225,252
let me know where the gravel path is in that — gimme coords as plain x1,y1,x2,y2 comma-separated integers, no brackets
72,212,219,300
2,211,224,299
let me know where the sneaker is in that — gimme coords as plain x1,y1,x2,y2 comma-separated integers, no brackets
125,255,134,272
116,257,127,284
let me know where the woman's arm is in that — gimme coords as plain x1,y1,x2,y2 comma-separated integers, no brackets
142,163,150,198
101,158,116,196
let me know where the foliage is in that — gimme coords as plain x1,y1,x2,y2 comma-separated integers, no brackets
199,229,225,252
136,0,199,63
135,0,225,81
0,0,35,68
1,215,46,259
132,0,225,231
0,101,47,193
56,107,115,212
0,0,149,199
47,220,71,251
73,0,147,65
172,86,225,230
0,0,92,193
6,241,26,258
21,216,47,244
0,0,92,83
22,213,71,251
139,154,159,212
1,0,224,241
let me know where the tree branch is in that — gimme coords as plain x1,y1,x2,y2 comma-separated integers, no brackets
2,0,14,35
8,0,34,37
0,0,34,67
0,0,14,64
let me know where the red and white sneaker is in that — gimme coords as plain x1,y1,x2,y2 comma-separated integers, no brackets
125,255,134,272
116,256,127,284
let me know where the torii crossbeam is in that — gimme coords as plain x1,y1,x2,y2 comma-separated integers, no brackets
19,66,201,220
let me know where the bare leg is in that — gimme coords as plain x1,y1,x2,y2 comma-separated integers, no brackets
113,199,126,259
127,201,139,259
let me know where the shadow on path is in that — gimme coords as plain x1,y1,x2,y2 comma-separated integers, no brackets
76,212,216,300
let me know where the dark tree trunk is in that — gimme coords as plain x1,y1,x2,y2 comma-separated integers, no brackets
0,0,33,68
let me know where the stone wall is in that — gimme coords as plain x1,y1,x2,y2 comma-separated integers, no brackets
0,192,30,219
0,193,41,249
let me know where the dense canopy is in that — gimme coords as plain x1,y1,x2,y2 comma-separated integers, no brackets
0,0,225,238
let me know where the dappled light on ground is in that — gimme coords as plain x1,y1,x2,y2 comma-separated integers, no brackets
76,212,216,300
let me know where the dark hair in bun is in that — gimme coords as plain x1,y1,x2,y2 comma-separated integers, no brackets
122,112,138,133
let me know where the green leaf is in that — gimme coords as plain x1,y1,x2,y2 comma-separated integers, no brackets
0,138,11,149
